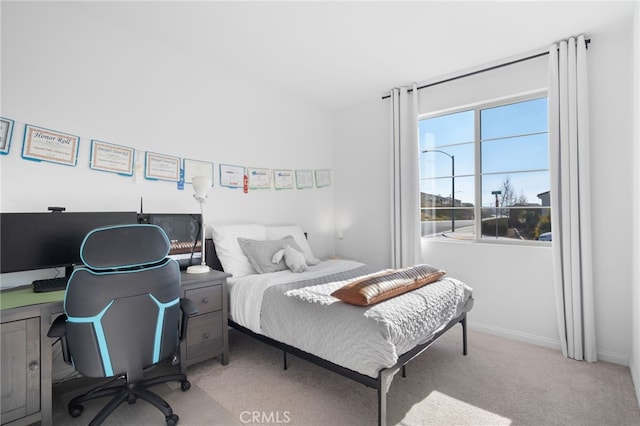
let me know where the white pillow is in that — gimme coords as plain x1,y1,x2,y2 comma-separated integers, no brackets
210,224,267,277
266,225,320,265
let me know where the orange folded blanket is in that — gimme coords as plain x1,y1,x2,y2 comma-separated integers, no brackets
331,264,446,306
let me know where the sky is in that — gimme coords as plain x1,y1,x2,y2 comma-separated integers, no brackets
419,97,548,208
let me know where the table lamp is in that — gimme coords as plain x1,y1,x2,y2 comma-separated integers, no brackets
186,176,211,274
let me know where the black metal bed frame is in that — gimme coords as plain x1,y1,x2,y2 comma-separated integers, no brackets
206,239,468,425
228,312,467,426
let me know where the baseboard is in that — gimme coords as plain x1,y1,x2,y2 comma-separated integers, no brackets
468,321,630,366
629,355,640,408
468,321,562,351
596,349,630,366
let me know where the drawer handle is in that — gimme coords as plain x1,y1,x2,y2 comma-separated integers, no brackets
203,333,210,340
202,298,209,304
29,361,39,371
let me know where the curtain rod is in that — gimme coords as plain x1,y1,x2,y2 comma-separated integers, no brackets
382,38,591,100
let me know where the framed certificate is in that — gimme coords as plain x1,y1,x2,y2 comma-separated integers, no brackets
247,167,271,189
145,152,181,181
90,140,135,176
274,169,294,190
219,164,245,188
0,117,15,155
315,169,331,188
184,158,214,185
22,124,80,166
295,170,313,189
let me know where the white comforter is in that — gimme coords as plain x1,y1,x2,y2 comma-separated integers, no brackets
228,259,366,333
228,259,473,378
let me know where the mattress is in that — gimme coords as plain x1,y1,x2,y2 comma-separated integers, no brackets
228,259,473,378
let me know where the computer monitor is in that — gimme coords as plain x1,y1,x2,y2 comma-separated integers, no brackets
0,211,138,276
139,213,202,270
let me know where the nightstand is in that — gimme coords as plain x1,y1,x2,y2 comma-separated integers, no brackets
179,269,231,373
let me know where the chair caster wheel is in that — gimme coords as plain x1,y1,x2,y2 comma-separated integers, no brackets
166,413,179,425
69,404,83,417
181,380,191,391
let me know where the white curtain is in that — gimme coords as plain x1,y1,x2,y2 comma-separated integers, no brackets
390,85,421,268
548,35,597,361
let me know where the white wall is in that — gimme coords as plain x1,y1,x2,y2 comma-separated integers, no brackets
0,2,336,287
334,19,636,365
586,17,635,365
631,2,640,408
334,100,391,269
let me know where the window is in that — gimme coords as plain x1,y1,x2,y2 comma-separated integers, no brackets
419,94,550,242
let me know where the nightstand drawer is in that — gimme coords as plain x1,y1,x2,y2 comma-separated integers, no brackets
186,311,223,360
186,285,222,315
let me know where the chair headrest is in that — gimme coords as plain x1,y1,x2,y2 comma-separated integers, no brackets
80,224,171,270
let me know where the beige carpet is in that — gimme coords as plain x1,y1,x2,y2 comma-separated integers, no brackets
51,364,238,425
189,327,640,426
53,327,640,425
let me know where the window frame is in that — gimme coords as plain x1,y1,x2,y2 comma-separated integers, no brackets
419,89,551,246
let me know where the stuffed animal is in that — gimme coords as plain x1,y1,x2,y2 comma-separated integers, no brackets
272,245,308,273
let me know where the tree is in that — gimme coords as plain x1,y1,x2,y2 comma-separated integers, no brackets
499,175,528,207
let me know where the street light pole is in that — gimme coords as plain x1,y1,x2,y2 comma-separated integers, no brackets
422,149,455,232
492,190,502,238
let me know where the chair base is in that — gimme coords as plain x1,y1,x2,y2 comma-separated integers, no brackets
68,372,190,426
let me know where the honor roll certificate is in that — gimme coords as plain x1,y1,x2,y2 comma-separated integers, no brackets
22,124,80,166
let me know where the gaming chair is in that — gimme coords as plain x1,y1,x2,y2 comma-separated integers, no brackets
48,224,197,426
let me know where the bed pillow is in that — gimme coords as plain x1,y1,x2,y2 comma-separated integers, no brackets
210,224,267,277
238,236,304,274
266,225,320,265
331,264,446,306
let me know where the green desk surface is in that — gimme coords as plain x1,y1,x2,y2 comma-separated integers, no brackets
0,286,65,311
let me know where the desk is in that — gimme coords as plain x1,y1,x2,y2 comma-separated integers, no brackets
0,289,62,426
0,269,230,426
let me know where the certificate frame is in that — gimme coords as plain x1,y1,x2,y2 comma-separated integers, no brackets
0,117,15,155
184,158,214,185
315,169,331,188
295,170,314,189
21,124,80,166
219,163,245,188
144,151,181,182
274,169,294,190
247,167,271,190
90,140,135,176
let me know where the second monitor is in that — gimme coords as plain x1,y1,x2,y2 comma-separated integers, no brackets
140,213,203,270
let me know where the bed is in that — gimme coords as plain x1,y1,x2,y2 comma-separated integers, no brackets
206,223,474,426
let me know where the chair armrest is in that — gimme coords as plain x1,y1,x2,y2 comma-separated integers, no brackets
179,298,198,341
47,314,67,338
47,314,72,365
180,298,198,317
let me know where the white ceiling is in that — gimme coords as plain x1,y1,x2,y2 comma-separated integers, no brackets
37,1,640,109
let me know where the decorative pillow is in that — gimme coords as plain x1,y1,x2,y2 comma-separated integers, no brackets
266,225,320,265
331,264,446,306
272,245,308,273
238,236,303,274
209,224,267,277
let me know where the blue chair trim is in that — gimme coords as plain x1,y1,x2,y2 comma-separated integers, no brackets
67,301,115,377
149,295,180,363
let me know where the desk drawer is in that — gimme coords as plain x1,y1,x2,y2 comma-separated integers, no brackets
186,285,221,315
186,311,223,360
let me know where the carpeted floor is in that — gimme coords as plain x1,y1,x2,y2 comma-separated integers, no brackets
51,367,238,426
53,327,640,425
